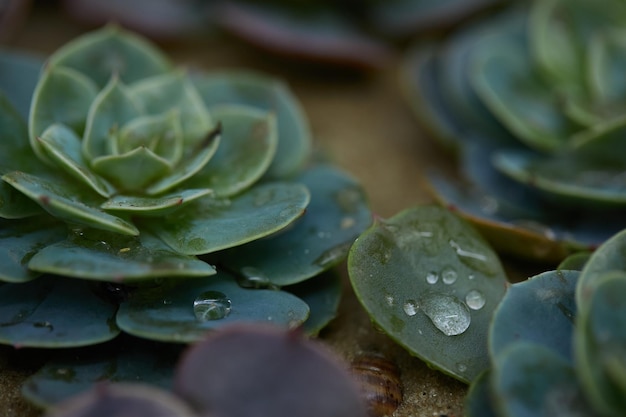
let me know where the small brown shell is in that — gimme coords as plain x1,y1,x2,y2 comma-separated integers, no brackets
351,353,403,417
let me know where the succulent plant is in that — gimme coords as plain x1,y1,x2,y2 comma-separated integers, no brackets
348,205,508,383
40,324,368,417
403,0,626,262
59,0,510,69
0,22,372,395
465,227,626,417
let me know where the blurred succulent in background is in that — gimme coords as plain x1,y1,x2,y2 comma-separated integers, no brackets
0,24,372,406
465,228,626,417
40,324,368,417
403,0,626,262
58,0,510,70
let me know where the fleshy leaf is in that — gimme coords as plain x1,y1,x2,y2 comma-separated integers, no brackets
0,217,66,283
29,228,215,282
22,335,180,408
348,205,508,383
29,66,98,163
464,370,498,417
0,49,44,119
2,171,139,236
116,271,310,343
575,271,626,416
44,383,195,417
145,182,310,255
82,76,143,161
193,71,311,178
0,276,120,348
490,270,578,363
101,189,213,217
588,29,626,106
183,105,277,197
492,342,598,417
46,24,171,87
38,124,116,198
174,323,368,417
129,71,213,148
91,146,172,193
218,165,371,286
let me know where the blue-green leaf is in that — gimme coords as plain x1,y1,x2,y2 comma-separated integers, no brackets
145,182,310,255
101,189,213,217
0,276,120,347
29,228,215,282
0,49,44,119
117,271,309,343
218,165,371,286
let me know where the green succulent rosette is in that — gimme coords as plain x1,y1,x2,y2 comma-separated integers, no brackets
403,0,626,262
0,25,372,349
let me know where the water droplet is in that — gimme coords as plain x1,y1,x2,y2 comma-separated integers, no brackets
341,217,355,229
385,294,395,307
457,363,467,373
465,290,486,310
33,321,54,331
426,271,439,284
238,267,271,289
193,291,231,321
448,239,499,276
403,300,419,316
314,242,351,268
441,266,457,285
420,293,471,336
468,274,475,280
162,299,172,305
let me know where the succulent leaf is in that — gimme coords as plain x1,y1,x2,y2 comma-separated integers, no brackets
116,271,310,343
193,71,312,178
0,50,44,119
28,228,216,282
464,370,498,417
46,24,172,87
144,182,310,255
101,189,213,217
348,205,507,383
0,276,120,347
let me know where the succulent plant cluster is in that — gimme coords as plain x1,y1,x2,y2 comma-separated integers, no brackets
0,22,372,377
465,229,626,417
403,0,626,262
59,0,509,69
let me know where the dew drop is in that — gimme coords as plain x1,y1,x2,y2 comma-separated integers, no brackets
441,266,457,285
420,293,471,336
385,294,395,307
465,290,486,310
426,271,439,284
314,242,351,268
403,300,419,316
238,266,271,289
193,291,231,321
457,363,467,373
340,216,355,229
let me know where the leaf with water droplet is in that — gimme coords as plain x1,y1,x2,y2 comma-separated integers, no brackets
0,276,120,347
217,165,371,286
490,270,579,363
22,335,180,408
116,271,309,343
28,228,215,282
348,205,507,383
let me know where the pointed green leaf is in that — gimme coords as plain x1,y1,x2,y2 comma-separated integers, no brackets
472,40,574,152
38,124,116,198
117,111,183,165
145,182,310,255
130,71,213,148
29,228,215,282
218,165,371,286
0,49,44,119
348,205,507,383
2,171,139,236
82,76,143,161
117,271,309,343
575,271,626,417
47,25,171,87
22,336,180,408
91,147,172,193
493,343,598,417
193,71,312,178
0,276,120,347
589,29,626,106
490,270,578,363
29,66,98,163
0,217,66,283
145,123,221,195
101,189,213,217
183,105,278,197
